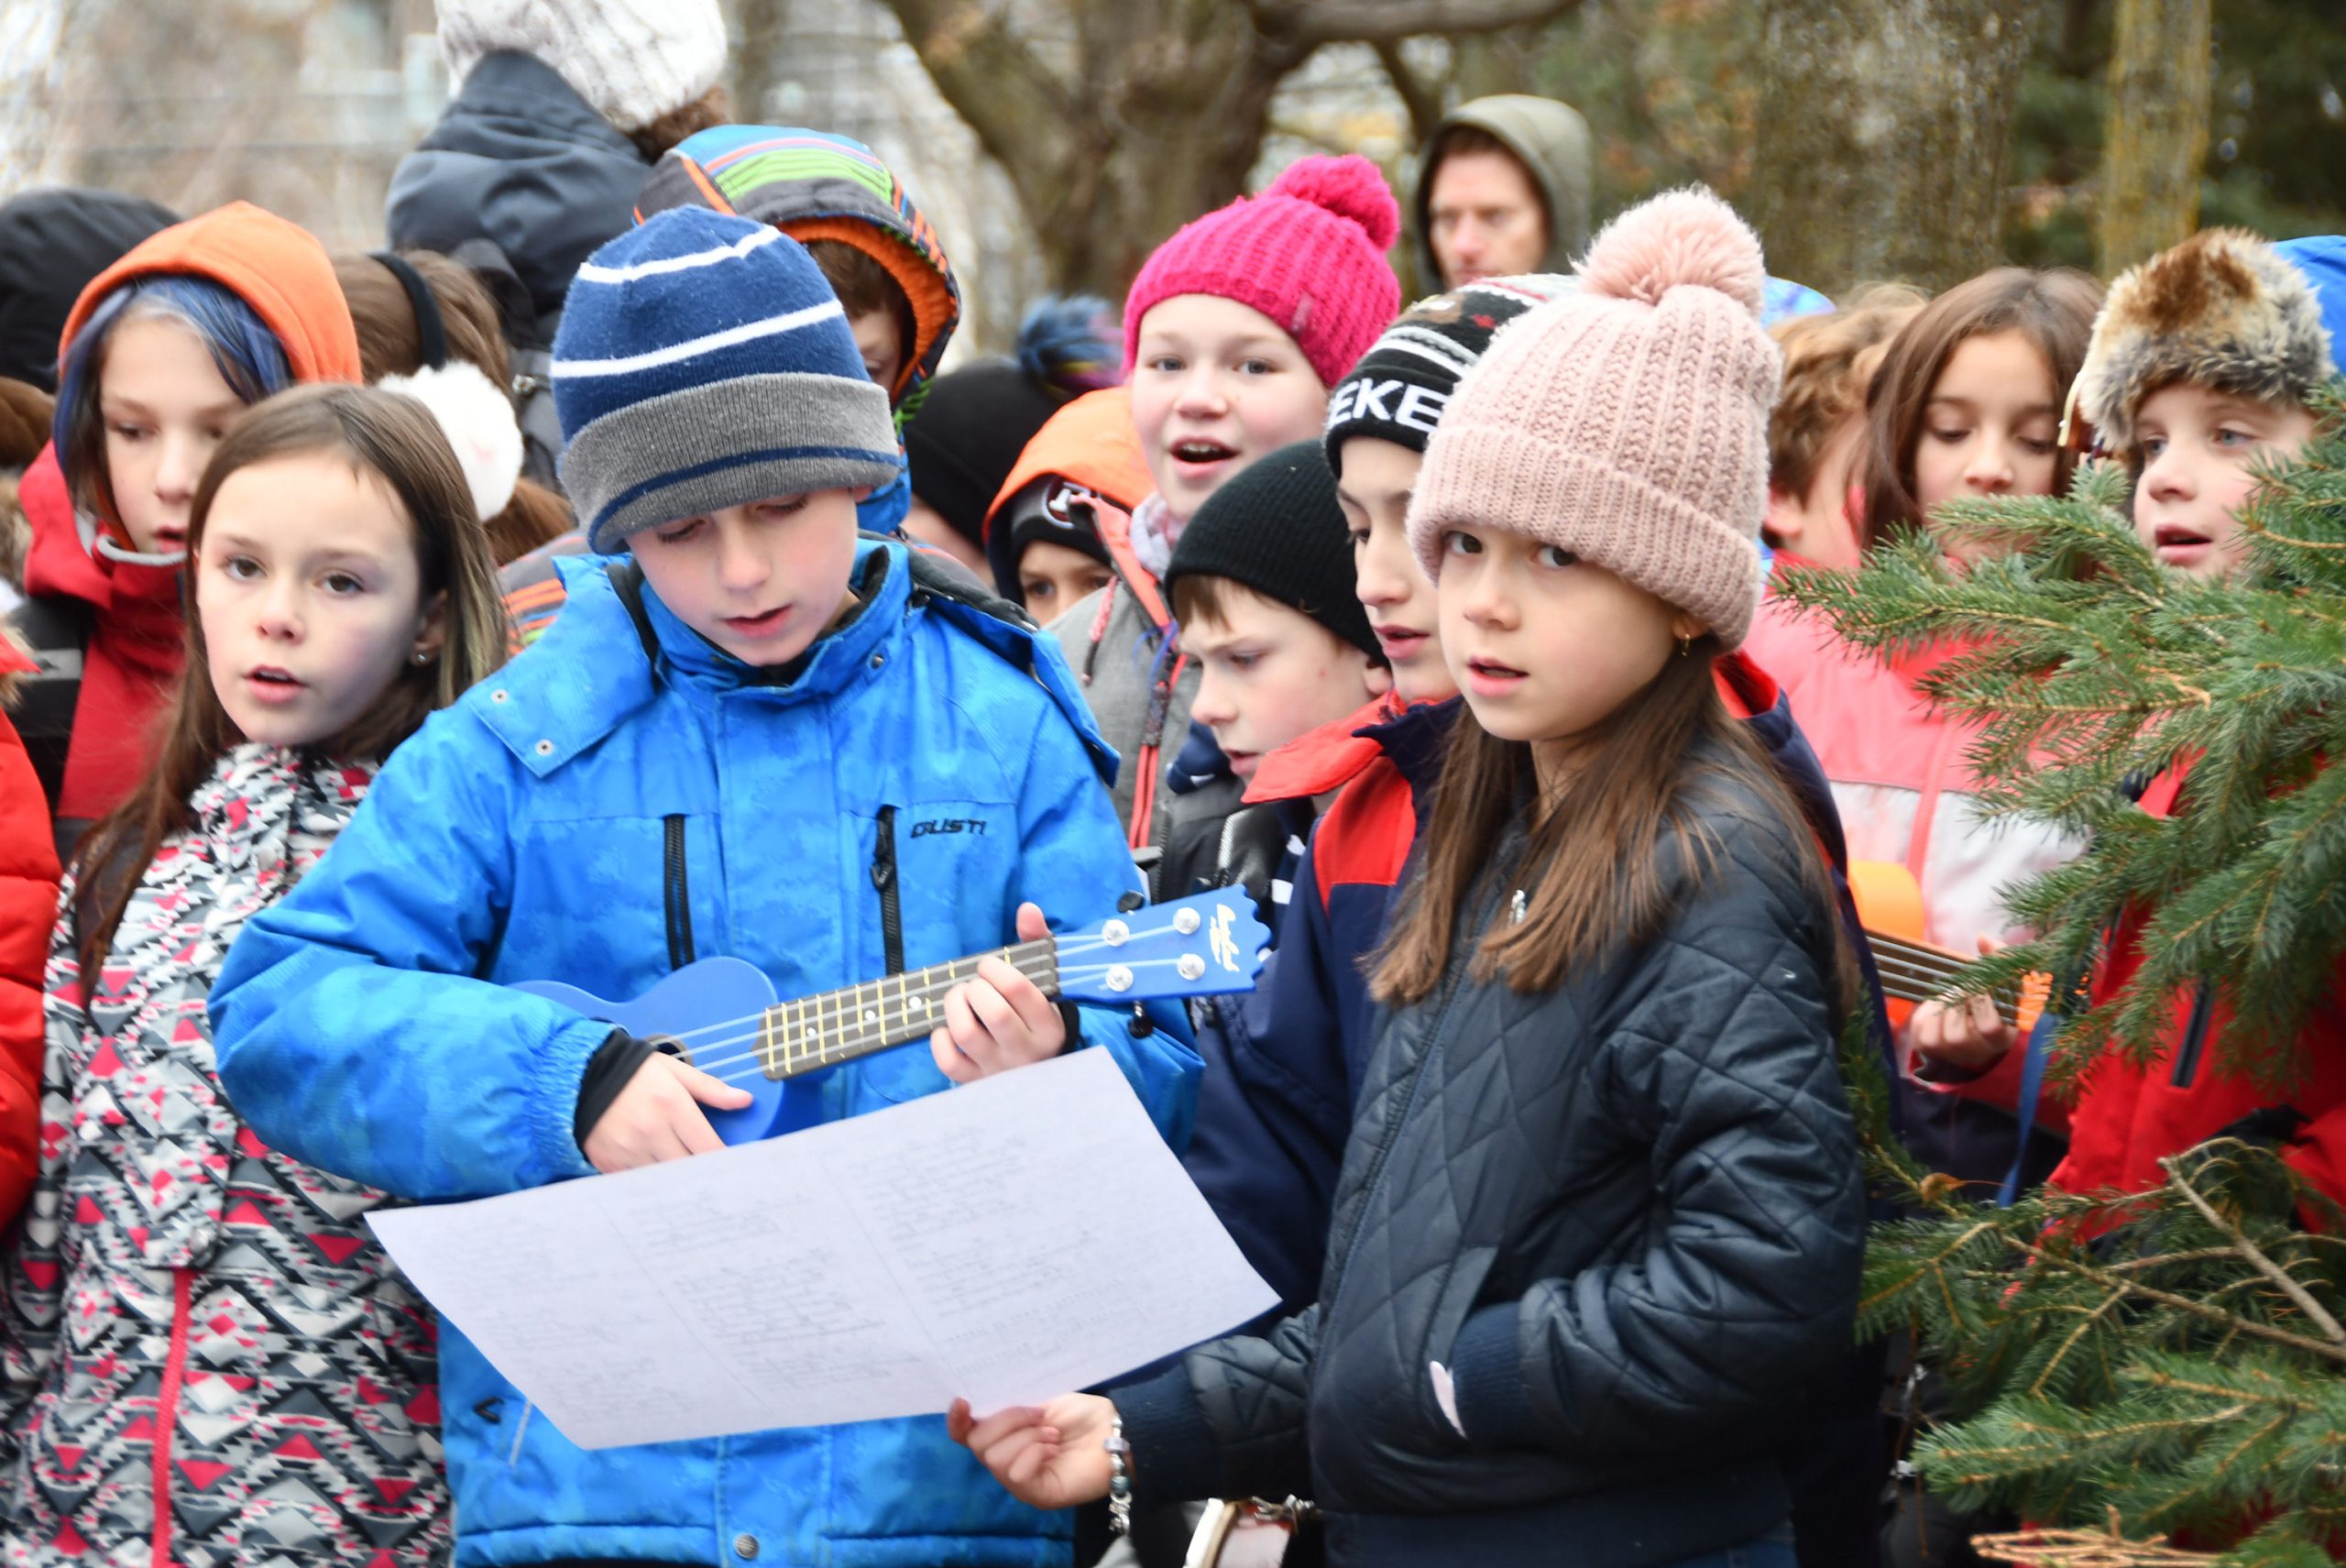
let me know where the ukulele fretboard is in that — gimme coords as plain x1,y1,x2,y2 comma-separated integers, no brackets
749,938,1060,1080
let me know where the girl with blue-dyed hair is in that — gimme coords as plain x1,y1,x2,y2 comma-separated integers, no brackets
9,201,361,855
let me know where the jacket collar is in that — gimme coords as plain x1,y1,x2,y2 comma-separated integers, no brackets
1365,696,1460,798
440,51,641,158
1241,690,1410,806
634,539,902,701
473,538,907,775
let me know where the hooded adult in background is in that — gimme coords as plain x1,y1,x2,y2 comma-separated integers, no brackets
1411,95,1594,293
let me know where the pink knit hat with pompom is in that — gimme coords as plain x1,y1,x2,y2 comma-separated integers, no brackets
1407,187,1781,649
1123,155,1401,391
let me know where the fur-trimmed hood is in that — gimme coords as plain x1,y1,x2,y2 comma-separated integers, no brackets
2076,227,2337,457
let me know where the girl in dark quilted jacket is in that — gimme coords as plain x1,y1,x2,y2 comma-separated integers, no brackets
0,384,507,1567
955,189,1869,1568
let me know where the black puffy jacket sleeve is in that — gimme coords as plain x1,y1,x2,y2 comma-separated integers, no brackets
1111,1303,1321,1508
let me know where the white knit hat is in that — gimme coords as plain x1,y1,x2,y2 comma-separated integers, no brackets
438,0,729,134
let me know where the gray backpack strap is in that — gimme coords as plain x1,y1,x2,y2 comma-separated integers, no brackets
508,345,565,491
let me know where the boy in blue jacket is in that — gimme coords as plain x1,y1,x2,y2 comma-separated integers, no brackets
209,207,1200,1568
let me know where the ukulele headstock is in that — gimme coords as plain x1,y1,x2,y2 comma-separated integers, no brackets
1055,891,1271,1005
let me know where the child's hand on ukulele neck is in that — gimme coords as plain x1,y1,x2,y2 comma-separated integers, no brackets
931,902,1067,1082
1909,935,2015,1074
583,1053,754,1174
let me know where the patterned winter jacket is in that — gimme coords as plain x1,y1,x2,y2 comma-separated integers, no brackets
0,745,449,1568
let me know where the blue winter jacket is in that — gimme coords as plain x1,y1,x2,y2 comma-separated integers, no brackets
209,539,1201,1568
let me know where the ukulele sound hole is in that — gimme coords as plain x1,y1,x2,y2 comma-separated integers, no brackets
646,1033,694,1068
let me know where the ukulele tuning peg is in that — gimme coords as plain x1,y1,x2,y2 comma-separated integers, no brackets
1173,907,1201,936
1177,954,1206,981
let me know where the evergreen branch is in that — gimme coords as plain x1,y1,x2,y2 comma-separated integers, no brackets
2012,1245,2346,1367
2031,1290,2130,1398
2163,1157,2346,1347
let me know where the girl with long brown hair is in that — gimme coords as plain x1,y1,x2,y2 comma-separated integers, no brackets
1746,268,2105,1199
0,383,505,1568
954,191,1864,1568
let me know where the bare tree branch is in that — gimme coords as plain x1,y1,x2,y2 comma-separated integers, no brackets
1251,0,1581,48
881,0,1072,167
1370,37,1442,148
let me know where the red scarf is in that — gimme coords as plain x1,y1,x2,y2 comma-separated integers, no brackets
18,444,187,825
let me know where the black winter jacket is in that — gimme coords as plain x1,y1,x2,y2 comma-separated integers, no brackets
1116,755,1866,1567
386,50,649,346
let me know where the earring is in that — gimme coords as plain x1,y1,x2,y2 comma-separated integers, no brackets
411,650,432,666
1677,634,1692,659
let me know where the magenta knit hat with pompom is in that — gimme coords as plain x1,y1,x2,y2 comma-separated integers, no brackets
1406,187,1781,649
1123,155,1402,391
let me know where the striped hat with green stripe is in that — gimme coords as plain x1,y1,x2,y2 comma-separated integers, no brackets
638,126,961,423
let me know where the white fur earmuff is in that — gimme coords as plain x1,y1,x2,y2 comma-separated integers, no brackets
379,360,526,522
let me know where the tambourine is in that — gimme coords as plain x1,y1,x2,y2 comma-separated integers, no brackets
1184,1497,1318,1568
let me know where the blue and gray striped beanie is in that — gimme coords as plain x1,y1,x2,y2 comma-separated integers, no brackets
553,207,904,553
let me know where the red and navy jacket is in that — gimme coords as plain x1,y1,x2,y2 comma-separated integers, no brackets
2055,755,2346,1211
1181,656,1898,1316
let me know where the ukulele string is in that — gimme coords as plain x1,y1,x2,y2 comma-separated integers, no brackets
622,936,1058,1047
1868,964,2029,1024
1863,928,2041,978
679,950,1217,1082
599,914,1210,1054
677,952,1060,1080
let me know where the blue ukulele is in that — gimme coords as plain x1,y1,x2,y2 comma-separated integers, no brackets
514,890,1270,1146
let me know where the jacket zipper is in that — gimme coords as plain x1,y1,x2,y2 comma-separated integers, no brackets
663,814,697,970
872,806,905,976
150,1266,195,1567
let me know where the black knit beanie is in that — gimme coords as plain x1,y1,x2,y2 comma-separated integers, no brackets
904,363,1058,548
904,293,1119,548
0,188,180,391
1321,272,1576,476
1164,440,1379,658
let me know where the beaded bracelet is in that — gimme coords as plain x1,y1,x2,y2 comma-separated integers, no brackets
1104,1417,1133,1536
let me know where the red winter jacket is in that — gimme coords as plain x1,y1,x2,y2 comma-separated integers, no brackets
0,638,60,1227
2053,757,2346,1206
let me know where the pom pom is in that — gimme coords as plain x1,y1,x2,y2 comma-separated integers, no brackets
1267,155,1400,252
379,361,524,522
1014,294,1122,396
1577,188,1765,316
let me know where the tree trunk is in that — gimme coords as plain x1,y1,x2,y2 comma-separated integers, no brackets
729,0,794,123
2094,0,2209,278
1745,0,2050,295
882,0,1300,299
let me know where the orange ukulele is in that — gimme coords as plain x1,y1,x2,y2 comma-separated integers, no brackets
1848,860,2050,1035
